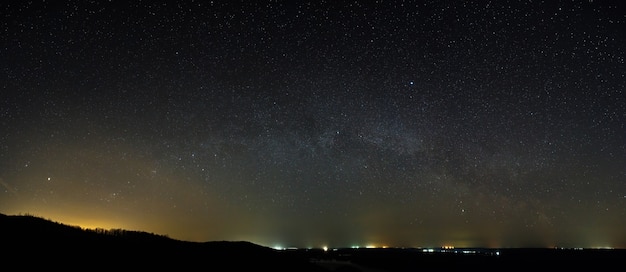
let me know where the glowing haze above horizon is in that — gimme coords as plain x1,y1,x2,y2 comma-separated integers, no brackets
1,1,625,249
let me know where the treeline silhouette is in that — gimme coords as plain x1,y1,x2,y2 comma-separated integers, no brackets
2,212,625,271
0,213,326,271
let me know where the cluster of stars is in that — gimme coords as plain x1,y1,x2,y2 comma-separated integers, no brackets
0,0,624,248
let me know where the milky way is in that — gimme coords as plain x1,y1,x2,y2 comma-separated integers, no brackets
1,1,625,248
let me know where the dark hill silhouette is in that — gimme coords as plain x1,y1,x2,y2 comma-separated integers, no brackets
2,212,625,271
0,213,327,271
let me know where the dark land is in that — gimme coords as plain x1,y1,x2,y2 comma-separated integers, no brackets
1,213,624,271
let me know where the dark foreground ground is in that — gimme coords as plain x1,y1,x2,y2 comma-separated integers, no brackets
2,213,624,271
297,246,626,271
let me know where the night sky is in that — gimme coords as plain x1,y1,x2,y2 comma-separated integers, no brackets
1,0,625,249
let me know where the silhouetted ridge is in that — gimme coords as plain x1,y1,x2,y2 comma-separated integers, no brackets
0,213,325,271
2,213,625,271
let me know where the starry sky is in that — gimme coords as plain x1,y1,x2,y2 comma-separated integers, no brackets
1,0,625,249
